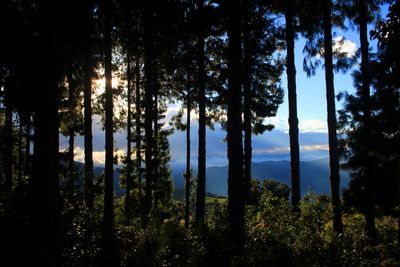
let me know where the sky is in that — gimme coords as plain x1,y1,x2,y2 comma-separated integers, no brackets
60,5,389,168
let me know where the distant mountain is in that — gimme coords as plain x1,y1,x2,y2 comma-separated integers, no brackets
79,158,350,198
172,158,350,196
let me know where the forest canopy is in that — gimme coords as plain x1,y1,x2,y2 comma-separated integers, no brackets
0,0,399,266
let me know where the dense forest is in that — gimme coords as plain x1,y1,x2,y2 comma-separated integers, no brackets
0,0,399,266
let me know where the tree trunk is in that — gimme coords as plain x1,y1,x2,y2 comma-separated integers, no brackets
83,0,94,210
4,88,13,192
144,1,154,215
68,73,75,189
68,131,75,189
153,81,159,206
285,0,301,210
185,78,191,230
30,0,60,263
195,0,206,226
135,57,142,207
323,0,343,234
103,0,114,240
227,0,244,243
125,53,132,219
359,0,376,242
242,0,252,204
25,114,30,176
18,113,23,184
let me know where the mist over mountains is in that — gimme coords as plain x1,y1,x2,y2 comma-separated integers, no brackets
172,158,351,196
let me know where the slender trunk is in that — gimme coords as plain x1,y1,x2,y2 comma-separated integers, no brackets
25,114,30,176
103,0,114,239
18,113,23,184
153,82,159,206
144,1,154,215
135,57,142,206
227,0,244,243
285,0,301,210
68,132,75,188
125,53,132,219
323,0,343,234
4,89,13,192
83,1,94,210
68,73,75,188
30,0,60,263
359,0,376,242
242,0,252,204
185,80,191,230
195,0,206,225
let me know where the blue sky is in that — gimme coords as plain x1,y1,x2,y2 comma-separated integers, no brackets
60,5,389,168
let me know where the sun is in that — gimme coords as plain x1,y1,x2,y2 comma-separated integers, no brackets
94,76,121,95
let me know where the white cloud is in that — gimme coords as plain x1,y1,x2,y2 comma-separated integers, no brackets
60,146,126,166
299,119,328,133
300,144,329,151
333,36,357,58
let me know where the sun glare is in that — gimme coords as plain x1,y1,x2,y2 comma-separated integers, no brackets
94,76,121,95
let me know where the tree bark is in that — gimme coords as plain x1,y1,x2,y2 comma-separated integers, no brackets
185,77,191,230
83,0,94,210
125,53,132,219
135,57,142,206
30,0,60,263
18,113,23,184
67,73,75,188
323,0,343,234
103,0,114,239
359,0,376,242
195,0,206,226
144,1,154,215
285,0,301,210
227,0,244,243
4,87,13,192
242,0,252,204
25,114,30,176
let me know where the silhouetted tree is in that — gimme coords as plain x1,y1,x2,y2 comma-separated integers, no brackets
226,0,244,244
285,0,301,210
322,0,343,234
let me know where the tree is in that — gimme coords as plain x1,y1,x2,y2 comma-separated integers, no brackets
143,1,155,217
285,0,301,210
339,0,400,245
30,0,61,264
226,0,244,243
101,0,118,264
322,0,343,234
82,0,95,210
125,52,133,219
195,0,207,226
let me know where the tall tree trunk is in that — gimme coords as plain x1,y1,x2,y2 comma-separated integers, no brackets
285,0,301,210
359,0,376,242
227,0,244,243
153,81,159,206
135,57,142,207
25,114,30,176
185,79,191,230
323,0,343,234
18,113,23,184
68,131,75,189
242,0,252,204
4,88,13,192
195,0,206,226
83,1,94,210
125,53,132,219
68,73,75,188
144,1,154,215
30,0,60,263
103,0,115,241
